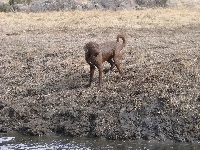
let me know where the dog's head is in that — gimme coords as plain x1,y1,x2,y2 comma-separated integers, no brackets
84,42,99,57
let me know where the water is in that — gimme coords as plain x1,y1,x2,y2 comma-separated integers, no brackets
0,133,199,150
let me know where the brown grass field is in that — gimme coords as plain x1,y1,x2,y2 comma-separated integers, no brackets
0,7,200,141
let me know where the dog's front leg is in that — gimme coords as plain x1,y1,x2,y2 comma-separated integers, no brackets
89,65,95,87
97,65,103,87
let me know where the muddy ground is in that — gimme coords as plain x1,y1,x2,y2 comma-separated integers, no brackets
0,24,200,142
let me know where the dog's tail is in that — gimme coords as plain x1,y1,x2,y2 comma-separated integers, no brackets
117,34,126,47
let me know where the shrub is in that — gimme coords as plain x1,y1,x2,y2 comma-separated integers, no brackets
9,0,32,5
0,3,13,12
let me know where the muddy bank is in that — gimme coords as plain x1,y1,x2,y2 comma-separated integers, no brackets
0,24,200,142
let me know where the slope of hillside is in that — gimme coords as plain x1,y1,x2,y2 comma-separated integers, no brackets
0,8,200,142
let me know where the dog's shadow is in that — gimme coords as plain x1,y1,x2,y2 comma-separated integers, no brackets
64,72,89,90
52,72,90,90
42,67,133,93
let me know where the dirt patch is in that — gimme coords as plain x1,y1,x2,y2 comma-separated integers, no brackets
0,11,200,142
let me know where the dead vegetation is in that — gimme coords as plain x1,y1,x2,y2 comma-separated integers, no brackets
0,8,200,142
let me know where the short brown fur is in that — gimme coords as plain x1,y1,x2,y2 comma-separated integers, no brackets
84,34,126,87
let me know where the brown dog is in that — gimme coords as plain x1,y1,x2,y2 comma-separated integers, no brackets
84,34,126,87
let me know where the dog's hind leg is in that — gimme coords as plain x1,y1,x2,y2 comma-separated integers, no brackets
104,57,115,74
108,58,115,71
114,56,123,75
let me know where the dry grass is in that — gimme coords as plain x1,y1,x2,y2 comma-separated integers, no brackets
0,7,199,112
0,8,200,141
0,7,200,33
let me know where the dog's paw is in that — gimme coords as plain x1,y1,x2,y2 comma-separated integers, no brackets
116,75,122,82
103,68,110,74
85,84,91,88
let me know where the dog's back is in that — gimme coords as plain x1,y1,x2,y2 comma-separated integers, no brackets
99,34,126,56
